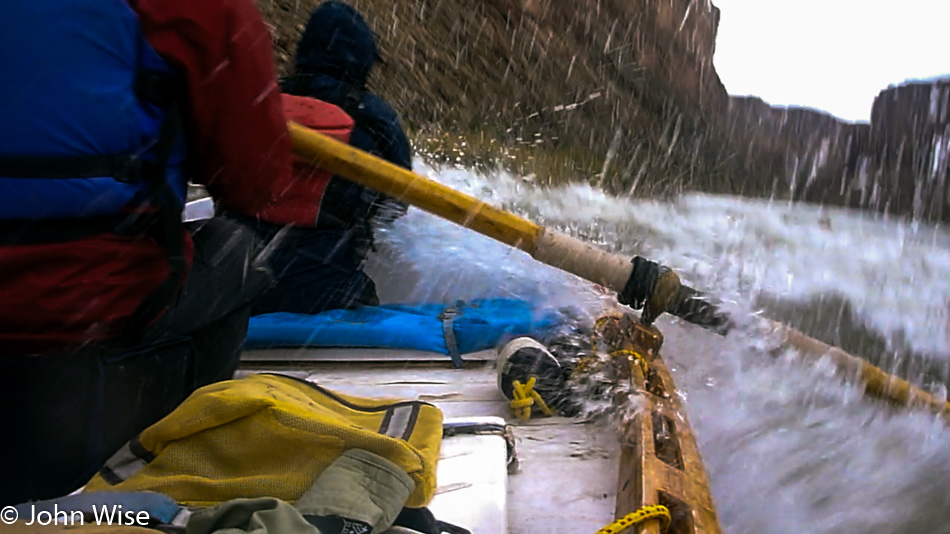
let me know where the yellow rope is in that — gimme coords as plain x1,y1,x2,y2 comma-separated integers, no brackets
595,505,671,534
510,376,554,420
609,349,649,376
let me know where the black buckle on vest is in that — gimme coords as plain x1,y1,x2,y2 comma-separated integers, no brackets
112,154,144,183
135,72,176,109
0,154,146,181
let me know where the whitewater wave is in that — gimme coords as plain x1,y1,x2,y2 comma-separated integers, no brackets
365,159,950,533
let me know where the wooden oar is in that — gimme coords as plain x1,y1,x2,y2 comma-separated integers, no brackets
287,121,950,416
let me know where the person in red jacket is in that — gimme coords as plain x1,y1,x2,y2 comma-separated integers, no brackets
0,0,294,504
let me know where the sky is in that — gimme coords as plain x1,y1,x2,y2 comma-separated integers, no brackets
712,0,950,122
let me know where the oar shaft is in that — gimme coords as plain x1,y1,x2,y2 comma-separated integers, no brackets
288,122,949,417
289,121,635,290
289,121,542,251
776,324,950,415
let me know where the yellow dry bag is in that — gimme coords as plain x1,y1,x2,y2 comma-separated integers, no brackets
84,374,442,508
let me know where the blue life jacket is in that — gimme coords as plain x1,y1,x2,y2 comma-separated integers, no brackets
0,1,187,223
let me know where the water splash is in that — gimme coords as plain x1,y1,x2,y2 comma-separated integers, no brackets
367,158,950,533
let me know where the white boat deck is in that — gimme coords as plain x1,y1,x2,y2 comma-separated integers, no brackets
238,352,620,534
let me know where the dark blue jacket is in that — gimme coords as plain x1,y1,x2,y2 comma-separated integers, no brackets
284,0,410,226
251,1,410,316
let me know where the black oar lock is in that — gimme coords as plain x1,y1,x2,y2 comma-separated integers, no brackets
619,256,732,333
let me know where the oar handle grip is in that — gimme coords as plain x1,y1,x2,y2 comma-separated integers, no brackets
531,230,632,289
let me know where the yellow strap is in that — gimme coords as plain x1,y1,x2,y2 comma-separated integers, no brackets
594,314,622,332
574,315,642,379
595,504,671,534
609,349,649,376
590,314,624,353
510,377,554,421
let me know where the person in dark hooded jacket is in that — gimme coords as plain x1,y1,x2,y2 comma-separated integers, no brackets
249,0,410,316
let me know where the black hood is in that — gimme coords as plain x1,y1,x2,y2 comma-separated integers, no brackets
294,1,378,87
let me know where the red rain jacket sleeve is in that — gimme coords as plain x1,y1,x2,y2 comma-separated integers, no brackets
134,0,293,215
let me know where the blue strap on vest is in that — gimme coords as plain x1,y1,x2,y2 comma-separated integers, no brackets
0,70,182,238
0,2,188,337
0,2,187,225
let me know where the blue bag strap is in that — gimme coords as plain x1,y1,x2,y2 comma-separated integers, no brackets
438,304,463,369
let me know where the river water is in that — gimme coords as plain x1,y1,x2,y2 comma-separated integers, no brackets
368,160,950,533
